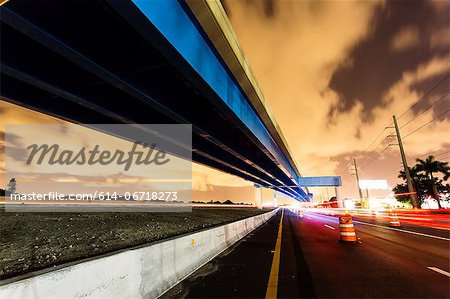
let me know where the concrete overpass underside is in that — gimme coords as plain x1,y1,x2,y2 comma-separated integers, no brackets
0,0,309,200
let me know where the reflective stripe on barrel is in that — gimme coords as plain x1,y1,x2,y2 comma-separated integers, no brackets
389,211,401,227
339,214,357,242
339,224,353,228
340,232,356,236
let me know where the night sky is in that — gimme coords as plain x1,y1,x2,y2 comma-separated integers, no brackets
216,0,449,201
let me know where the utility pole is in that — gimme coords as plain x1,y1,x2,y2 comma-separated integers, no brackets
353,158,363,201
392,115,418,208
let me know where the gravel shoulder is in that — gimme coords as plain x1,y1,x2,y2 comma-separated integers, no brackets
0,205,272,280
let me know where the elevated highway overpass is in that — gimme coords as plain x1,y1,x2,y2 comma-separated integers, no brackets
0,0,335,200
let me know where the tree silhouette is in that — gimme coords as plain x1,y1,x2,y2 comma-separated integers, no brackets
415,156,450,208
7,178,17,194
394,156,449,208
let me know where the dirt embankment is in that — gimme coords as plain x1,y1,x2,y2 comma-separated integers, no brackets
0,207,272,281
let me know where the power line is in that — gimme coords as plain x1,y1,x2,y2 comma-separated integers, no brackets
345,165,353,175
359,145,391,170
424,147,450,157
363,126,389,152
358,141,385,165
433,150,450,158
339,164,355,180
359,71,447,153
353,104,446,173
358,135,393,166
398,73,449,120
437,155,450,162
348,122,392,168
338,64,449,176
399,91,449,129
360,144,392,169
335,162,351,175
402,109,450,140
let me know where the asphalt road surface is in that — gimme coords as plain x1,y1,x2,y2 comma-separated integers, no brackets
163,208,450,298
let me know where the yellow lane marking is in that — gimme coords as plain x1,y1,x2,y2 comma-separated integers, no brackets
265,208,284,299
0,0,9,7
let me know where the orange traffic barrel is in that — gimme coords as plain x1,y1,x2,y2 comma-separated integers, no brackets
389,210,401,227
339,214,357,242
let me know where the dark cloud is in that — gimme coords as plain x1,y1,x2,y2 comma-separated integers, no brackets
328,0,449,123
2,131,27,162
260,0,276,18
409,74,450,115
2,130,23,147
1,126,27,165
396,74,450,130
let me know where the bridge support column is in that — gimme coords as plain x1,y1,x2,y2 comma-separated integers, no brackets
254,184,263,209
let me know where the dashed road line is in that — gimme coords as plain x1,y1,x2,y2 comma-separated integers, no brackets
352,220,450,241
305,212,450,241
427,267,450,277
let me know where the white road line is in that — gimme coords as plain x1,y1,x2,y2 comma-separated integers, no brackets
352,220,450,241
305,212,450,241
324,224,335,230
427,267,450,277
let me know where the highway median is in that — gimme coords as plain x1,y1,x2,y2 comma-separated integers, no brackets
0,207,277,298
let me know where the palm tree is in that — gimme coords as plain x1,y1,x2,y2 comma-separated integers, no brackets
415,156,450,208
397,166,426,208
398,166,424,182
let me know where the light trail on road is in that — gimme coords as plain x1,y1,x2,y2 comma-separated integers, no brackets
168,208,450,298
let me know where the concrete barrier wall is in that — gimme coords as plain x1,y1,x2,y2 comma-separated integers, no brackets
0,209,277,299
